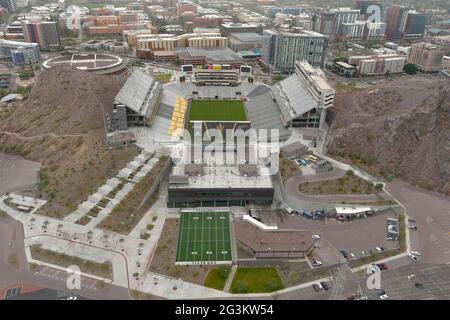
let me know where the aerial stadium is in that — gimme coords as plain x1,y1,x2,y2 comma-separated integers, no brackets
110,61,335,208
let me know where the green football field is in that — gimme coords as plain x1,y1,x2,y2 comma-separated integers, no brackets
176,211,232,264
187,100,247,122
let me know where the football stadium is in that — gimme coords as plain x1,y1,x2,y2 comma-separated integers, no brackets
111,62,335,209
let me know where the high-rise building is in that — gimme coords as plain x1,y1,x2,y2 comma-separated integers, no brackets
385,5,407,41
0,39,41,65
338,21,366,42
408,42,444,73
0,0,16,13
404,12,429,40
330,8,360,34
261,30,327,73
22,20,61,49
385,6,428,41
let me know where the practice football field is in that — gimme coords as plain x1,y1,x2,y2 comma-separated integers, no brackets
188,100,247,122
176,211,232,264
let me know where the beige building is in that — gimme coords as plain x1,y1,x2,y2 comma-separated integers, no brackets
136,33,226,50
123,29,156,46
408,42,445,73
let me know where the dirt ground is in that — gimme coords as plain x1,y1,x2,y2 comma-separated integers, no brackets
30,244,113,279
277,260,311,287
0,66,139,217
298,171,378,195
279,156,301,183
326,74,450,196
149,219,215,286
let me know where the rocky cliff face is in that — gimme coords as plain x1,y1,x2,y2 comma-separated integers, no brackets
326,76,450,196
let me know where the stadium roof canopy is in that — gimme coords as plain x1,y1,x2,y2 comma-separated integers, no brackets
114,69,162,117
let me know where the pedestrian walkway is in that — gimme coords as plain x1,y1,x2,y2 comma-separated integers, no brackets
223,265,237,292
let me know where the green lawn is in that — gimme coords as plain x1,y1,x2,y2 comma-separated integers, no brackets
230,267,285,294
188,100,247,122
154,73,172,83
204,267,230,290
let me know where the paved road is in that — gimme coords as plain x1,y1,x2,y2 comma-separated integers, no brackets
0,218,133,300
386,180,450,265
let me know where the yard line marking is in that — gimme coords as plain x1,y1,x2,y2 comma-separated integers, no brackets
185,212,190,262
222,212,225,260
215,211,218,262
201,211,204,263
193,212,198,263
208,213,211,262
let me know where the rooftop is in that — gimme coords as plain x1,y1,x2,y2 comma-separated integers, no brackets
229,32,263,42
169,160,273,190
173,47,242,63
235,221,314,253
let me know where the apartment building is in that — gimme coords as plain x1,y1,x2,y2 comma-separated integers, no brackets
261,30,327,73
408,42,444,73
136,33,226,51
348,54,406,76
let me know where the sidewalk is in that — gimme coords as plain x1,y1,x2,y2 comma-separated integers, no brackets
223,265,237,292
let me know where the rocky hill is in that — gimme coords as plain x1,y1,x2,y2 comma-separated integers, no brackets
326,76,450,196
0,66,139,217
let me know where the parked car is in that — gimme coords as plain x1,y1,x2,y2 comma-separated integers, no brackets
340,250,348,258
407,274,416,281
379,294,389,300
312,284,320,292
361,251,368,257
415,282,423,289
376,246,384,252
312,259,322,267
411,250,421,256
320,281,329,290
379,263,388,270
369,265,378,274
408,225,418,230
312,234,321,240
408,218,416,223
409,253,419,262
350,253,357,260
316,282,323,290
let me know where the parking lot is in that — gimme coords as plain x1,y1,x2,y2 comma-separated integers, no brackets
259,209,399,266
363,263,450,300
0,153,40,195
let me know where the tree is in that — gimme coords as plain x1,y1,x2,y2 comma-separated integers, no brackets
404,63,419,75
